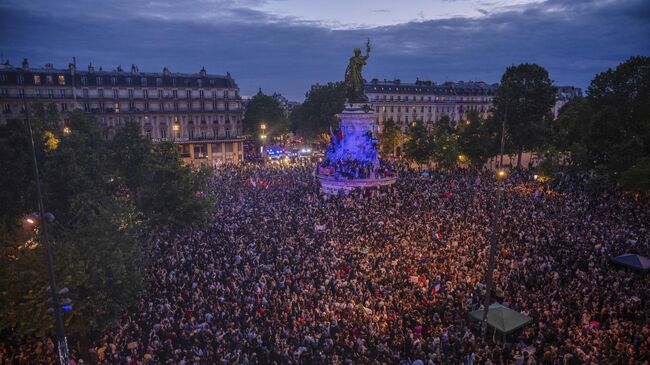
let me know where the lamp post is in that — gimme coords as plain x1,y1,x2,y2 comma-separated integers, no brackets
22,100,71,365
481,102,507,340
260,122,267,163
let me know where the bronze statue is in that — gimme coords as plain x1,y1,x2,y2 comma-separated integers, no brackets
344,39,371,102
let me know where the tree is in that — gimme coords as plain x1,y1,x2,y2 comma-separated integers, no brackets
403,120,433,169
547,56,650,191
457,111,495,169
378,118,403,156
290,82,346,139
0,110,144,341
431,123,460,171
493,63,556,168
136,142,213,228
109,119,151,193
243,91,288,138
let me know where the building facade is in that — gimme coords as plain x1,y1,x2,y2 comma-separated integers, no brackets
553,86,583,118
365,78,498,131
0,59,244,166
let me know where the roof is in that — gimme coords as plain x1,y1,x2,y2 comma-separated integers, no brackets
0,63,238,89
611,253,650,271
365,78,498,96
469,303,532,333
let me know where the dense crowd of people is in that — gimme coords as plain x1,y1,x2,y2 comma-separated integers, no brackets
2,163,649,364
319,158,393,179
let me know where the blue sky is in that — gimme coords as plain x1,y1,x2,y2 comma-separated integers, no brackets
1,0,648,100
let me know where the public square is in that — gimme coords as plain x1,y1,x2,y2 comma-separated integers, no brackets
7,162,648,364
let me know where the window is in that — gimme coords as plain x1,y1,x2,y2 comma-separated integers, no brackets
225,129,230,138
126,77,132,86
33,75,41,85
158,90,163,99
200,90,204,98
173,90,178,99
111,77,117,85
213,127,219,137
143,89,148,99
174,102,179,112
46,75,53,84
0,74,6,82
58,75,65,85
99,103,105,112
144,102,149,111
96,77,103,86
98,89,104,98
113,89,119,99
3,104,11,113
83,89,89,98
17,75,24,84
159,103,164,111
60,89,66,98
128,89,134,98
156,78,162,87
84,103,90,112
81,76,87,85
200,102,205,111
188,128,194,139
129,102,135,111
186,90,191,99
197,79,202,87
47,89,54,98
114,102,120,113
212,90,217,98
0,88,7,96
141,78,147,87
172,78,177,87
35,89,41,97
160,127,167,139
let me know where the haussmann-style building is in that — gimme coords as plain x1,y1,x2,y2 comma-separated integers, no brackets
0,58,245,166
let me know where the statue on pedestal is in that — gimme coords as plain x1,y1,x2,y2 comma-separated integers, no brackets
344,39,371,103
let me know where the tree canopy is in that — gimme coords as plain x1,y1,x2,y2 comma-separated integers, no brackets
243,91,289,138
290,82,346,139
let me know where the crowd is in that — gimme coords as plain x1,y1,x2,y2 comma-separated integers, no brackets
319,158,393,179
1,163,649,364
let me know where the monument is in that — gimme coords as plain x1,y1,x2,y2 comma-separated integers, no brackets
317,40,397,195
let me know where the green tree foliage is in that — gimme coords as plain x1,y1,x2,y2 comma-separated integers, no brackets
290,82,346,139
136,142,213,228
404,120,433,168
457,111,495,169
548,56,650,191
378,118,403,156
243,91,288,137
0,108,212,341
493,63,556,167
431,122,460,171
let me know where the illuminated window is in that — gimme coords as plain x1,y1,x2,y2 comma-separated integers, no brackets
33,75,41,85
58,75,65,85
114,102,120,112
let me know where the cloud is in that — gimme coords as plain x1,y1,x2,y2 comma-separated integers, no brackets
0,0,648,100
477,8,490,15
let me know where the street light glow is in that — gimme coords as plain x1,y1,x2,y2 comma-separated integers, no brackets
260,123,267,131
172,124,180,132
63,127,71,135
497,170,507,179
26,217,35,225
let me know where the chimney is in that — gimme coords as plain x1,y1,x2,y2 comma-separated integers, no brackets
117,65,123,72
88,62,95,74
45,63,54,70
163,67,170,77
69,62,76,75
21,58,29,71
131,64,137,74
199,66,207,77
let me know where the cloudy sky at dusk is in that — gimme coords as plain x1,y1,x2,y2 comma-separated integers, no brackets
1,0,648,100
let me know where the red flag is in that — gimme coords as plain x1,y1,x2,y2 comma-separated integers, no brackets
338,128,343,141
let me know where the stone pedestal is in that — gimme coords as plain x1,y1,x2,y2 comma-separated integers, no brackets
317,102,397,195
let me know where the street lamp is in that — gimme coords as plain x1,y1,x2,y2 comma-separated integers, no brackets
22,101,71,365
62,127,71,136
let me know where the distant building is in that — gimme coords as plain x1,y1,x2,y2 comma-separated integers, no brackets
272,92,300,111
553,86,583,118
365,78,497,131
0,59,245,166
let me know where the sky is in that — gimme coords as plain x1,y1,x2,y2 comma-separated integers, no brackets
0,0,648,100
